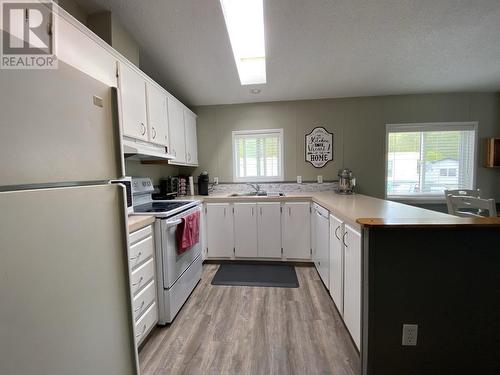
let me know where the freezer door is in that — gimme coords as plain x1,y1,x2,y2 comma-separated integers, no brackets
0,184,138,375
0,61,124,187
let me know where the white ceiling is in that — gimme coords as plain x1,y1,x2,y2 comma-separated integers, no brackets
75,0,500,106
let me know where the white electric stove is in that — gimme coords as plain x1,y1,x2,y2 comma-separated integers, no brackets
130,177,202,324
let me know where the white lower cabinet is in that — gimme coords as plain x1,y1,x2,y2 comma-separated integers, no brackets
128,224,158,346
329,214,344,314
257,203,282,258
234,203,258,257
206,203,234,258
343,223,362,350
282,202,311,260
313,203,330,289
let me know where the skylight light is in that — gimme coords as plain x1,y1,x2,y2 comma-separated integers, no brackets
220,0,266,85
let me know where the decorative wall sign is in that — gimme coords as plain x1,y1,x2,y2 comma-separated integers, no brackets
305,127,333,168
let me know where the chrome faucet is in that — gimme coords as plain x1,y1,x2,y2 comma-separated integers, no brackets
246,183,261,193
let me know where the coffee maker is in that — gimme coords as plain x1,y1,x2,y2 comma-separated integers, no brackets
336,169,356,194
197,172,209,196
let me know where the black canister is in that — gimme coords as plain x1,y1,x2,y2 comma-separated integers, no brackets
198,172,209,195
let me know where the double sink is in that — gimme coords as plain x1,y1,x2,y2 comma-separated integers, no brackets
228,191,286,197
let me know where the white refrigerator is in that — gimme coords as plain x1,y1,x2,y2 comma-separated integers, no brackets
0,62,139,375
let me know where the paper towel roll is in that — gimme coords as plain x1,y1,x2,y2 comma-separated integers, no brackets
189,176,194,196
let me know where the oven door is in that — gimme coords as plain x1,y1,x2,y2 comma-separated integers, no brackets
159,205,202,289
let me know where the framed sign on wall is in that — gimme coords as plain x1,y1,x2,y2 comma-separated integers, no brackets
305,127,333,168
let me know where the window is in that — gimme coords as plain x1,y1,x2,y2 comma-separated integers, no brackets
232,129,283,182
386,122,477,200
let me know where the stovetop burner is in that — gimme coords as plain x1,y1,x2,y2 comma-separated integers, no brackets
134,201,192,213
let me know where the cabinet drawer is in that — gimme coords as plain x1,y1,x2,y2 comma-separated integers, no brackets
129,235,154,270
133,279,156,321
130,258,155,296
129,225,153,245
135,302,158,345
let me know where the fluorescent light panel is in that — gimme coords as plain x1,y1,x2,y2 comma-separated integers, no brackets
220,0,266,85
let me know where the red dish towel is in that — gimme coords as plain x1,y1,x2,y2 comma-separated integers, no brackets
176,211,200,254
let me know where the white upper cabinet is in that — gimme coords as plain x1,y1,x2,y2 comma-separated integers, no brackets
329,214,344,314
282,202,311,260
206,204,234,258
118,62,148,141
234,203,258,258
57,12,117,87
343,224,362,350
167,97,187,164
184,110,198,165
257,203,282,258
146,82,169,147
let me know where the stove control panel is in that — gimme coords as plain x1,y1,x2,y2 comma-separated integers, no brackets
132,177,155,195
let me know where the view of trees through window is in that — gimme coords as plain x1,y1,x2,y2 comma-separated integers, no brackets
387,128,475,197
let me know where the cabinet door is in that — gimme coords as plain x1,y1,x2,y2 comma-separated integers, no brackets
282,202,311,260
314,206,330,289
184,110,198,165
57,13,117,87
206,204,233,258
329,214,344,314
343,224,362,350
167,97,186,163
257,203,282,258
118,62,148,141
311,204,318,263
234,203,258,258
146,82,169,147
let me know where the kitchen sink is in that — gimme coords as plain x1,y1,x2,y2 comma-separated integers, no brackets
228,192,285,197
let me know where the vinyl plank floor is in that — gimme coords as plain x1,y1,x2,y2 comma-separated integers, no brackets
139,264,360,375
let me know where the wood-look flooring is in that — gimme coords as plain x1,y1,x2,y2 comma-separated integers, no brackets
139,264,360,375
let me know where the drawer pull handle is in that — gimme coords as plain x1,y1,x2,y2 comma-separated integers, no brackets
343,232,348,248
132,276,143,287
130,251,142,261
136,324,147,338
134,301,145,312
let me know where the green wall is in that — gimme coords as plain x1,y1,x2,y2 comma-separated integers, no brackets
193,93,500,200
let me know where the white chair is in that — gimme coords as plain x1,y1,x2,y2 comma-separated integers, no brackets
444,189,481,198
446,195,497,218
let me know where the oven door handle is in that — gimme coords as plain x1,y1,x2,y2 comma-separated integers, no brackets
166,218,183,228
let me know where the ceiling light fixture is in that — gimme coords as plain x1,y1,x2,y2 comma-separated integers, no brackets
220,0,266,85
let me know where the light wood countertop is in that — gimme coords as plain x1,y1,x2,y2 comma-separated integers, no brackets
128,215,155,233
181,191,500,227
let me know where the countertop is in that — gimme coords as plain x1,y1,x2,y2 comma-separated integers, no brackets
182,192,500,227
128,215,155,233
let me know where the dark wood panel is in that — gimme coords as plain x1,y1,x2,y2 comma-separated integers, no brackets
363,226,500,375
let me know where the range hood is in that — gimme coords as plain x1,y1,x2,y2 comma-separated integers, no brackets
123,138,175,161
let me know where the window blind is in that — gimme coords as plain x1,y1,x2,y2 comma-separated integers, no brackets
233,130,283,181
386,123,477,199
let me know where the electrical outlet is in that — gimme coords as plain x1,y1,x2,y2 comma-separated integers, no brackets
402,324,418,346
297,176,302,184
317,175,323,184
213,177,219,185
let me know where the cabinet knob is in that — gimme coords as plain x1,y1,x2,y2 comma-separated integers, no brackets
152,126,157,139
139,122,146,136
343,231,348,248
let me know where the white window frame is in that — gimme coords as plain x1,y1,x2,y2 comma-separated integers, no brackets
232,128,284,182
385,122,478,203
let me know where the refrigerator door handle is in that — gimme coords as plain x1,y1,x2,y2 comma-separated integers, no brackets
112,87,126,178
